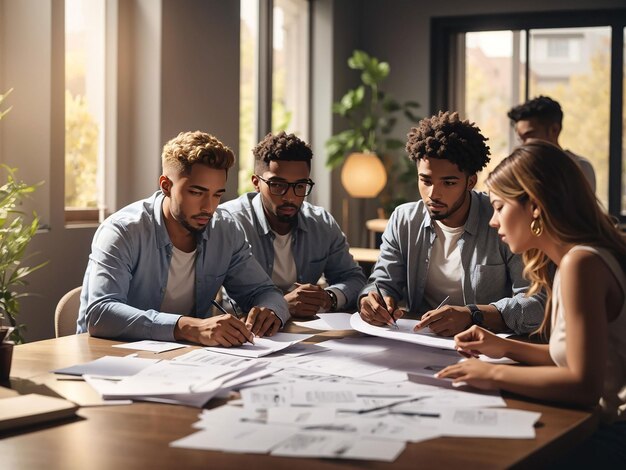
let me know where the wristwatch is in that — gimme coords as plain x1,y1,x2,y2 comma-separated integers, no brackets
466,304,484,327
326,289,338,312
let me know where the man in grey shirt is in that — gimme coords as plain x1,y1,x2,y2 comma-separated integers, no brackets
508,95,596,192
360,112,544,336
221,132,365,317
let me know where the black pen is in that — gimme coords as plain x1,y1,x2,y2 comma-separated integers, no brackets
228,298,245,321
355,395,431,415
211,299,254,344
375,282,399,329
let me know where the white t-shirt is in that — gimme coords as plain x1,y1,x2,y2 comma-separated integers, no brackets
271,229,347,310
160,247,196,315
271,231,297,293
423,220,465,309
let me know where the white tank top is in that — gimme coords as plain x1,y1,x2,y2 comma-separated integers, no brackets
549,245,626,423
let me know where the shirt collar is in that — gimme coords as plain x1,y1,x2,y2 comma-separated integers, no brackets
153,191,172,249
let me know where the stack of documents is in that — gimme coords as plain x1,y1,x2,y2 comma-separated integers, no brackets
53,333,312,408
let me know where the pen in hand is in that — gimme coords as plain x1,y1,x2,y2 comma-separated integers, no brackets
210,299,254,344
414,295,450,331
435,295,450,310
374,282,399,329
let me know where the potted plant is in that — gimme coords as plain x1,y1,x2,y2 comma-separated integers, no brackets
0,88,47,380
325,50,421,215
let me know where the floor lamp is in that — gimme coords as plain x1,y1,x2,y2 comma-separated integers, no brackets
340,152,387,246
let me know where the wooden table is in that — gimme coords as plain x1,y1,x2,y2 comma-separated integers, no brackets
0,333,598,469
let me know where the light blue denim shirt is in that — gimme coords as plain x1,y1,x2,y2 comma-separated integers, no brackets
360,191,545,334
77,191,289,340
220,192,366,309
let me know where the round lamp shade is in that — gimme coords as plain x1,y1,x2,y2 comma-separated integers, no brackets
340,152,387,198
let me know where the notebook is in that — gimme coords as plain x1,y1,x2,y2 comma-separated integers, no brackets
0,392,79,431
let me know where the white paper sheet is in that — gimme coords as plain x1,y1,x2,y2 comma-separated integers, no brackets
171,423,294,453
270,431,405,462
205,333,313,358
438,408,540,438
293,312,354,331
52,355,160,377
111,340,189,353
350,312,459,350
267,406,337,427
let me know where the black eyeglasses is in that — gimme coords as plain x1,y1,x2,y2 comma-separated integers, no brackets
256,175,315,197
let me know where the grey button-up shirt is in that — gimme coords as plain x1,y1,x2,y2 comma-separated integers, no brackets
220,192,366,309
77,191,288,340
360,191,545,334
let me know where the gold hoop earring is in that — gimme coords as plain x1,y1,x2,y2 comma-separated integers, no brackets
530,217,543,237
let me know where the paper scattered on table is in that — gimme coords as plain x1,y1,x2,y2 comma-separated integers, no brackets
293,312,354,331
438,408,541,439
271,431,406,462
350,313,510,351
171,422,295,454
52,355,160,378
112,340,189,353
205,332,314,358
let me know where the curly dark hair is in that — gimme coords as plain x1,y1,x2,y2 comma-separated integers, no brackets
405,111,490,175
507,95,563,127
253,132,313,173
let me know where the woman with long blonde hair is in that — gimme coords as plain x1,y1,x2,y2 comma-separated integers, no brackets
437,140,626,465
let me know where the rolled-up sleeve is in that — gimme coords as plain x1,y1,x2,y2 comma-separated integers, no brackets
222,221,290,325
490,249,546,334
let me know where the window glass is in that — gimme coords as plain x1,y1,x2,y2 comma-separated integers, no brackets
465,31,520,190
272,0,309,140
239,0,259,194
65,0,105,211
529,27,611,209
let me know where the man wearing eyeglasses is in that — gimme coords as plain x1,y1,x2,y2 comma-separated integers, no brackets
220,132,366,317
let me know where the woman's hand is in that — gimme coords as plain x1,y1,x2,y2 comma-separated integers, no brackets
435,359,499,390
454,325,510,359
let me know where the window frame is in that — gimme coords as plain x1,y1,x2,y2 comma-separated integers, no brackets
431,9,626,222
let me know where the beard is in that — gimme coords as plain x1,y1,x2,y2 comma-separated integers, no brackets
427,183,470,221
179,213,211,235
275,203,300,224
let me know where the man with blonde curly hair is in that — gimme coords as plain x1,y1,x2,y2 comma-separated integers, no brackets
77,131,288,346
359,112,544,336
221,132,365,316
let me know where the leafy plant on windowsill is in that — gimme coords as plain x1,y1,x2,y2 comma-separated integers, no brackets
325,50,421,215
0,89,47,344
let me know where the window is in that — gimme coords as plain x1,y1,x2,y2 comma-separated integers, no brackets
546,37,572,59
65,0,107,223
240,0,259,194
239,0,310,194
432,10,626,221
272,0,310,139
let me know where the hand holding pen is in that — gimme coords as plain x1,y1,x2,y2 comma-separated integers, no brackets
211,299,254,344
358,283,403,328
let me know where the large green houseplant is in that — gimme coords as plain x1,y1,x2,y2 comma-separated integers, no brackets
325,50,421,214
0,88,47,346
